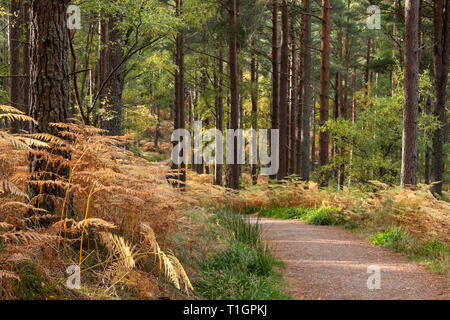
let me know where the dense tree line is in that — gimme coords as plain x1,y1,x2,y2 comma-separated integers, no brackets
0,0,448,202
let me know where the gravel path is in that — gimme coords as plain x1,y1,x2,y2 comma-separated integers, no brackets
254,217,450,300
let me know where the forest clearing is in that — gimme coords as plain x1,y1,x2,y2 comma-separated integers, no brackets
0,0,449,303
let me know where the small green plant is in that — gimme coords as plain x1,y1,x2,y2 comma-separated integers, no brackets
414,240,449,259
370,227,412,252
303,208,335,226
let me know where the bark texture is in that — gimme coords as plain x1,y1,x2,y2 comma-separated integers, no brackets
319,0,330,186
401,0,420,187
431,0,450,195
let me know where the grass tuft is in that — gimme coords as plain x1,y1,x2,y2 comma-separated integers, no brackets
370,227,412,252
195,211,290,300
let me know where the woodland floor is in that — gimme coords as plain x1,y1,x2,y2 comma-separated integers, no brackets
252,217,450,300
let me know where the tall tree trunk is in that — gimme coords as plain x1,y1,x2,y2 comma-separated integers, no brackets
392,0,398,95
271,0,279,180
300,0,312,181
418,0,423,69
101,14,123,136
1,28,6,93
364,37,372,95
28,0,70,215
331,72,339,165
171,0,186,187
98,10,108,128
10,0,23,132
215,50,224,186
22,0,30,119
401,0,420,187
343,0,350,119
348,68,357,188
431,0,450,195
227,0,240,190
289,2,297,175
311,97,316,171
351,69,357,122
319,0,330,187
251,47,259,185
175,0,186,185
425,96,432,185
295,11,304,176
278,0,289,180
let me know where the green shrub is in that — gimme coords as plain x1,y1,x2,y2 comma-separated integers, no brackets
303,208,335,226
370,227,412,252
414,240,449,259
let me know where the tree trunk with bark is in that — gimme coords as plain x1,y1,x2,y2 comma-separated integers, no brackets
28,0,71,216
10,0,23,132
319,0,330,187
22,0,30,119
300,0,312,181
289,3,297,175
401,0,420,187
251,47,259,185
100,13,123,136
278,0,289,180
227,0,240,190
271,0,279,180
215,50,224,186
431,0,450,196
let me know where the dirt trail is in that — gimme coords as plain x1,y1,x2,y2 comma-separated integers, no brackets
254,217,450,300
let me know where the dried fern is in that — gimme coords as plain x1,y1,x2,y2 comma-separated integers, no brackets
140,224,193,293
0,231,60,244
0,270,20,281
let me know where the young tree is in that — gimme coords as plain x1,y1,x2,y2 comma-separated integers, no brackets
401,0,420,187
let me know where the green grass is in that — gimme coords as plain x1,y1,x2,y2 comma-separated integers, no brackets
195,211,290,300
370,227,450,277
257,206,343,226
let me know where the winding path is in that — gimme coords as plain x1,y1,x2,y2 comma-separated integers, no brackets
254,217,450,300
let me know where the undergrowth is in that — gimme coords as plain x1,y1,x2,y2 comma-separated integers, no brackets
0,105,192,300
195,211,290,300
256,206,343,226
370,227,450,277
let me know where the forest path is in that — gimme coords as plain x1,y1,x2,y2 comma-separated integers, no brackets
252,217,450,300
